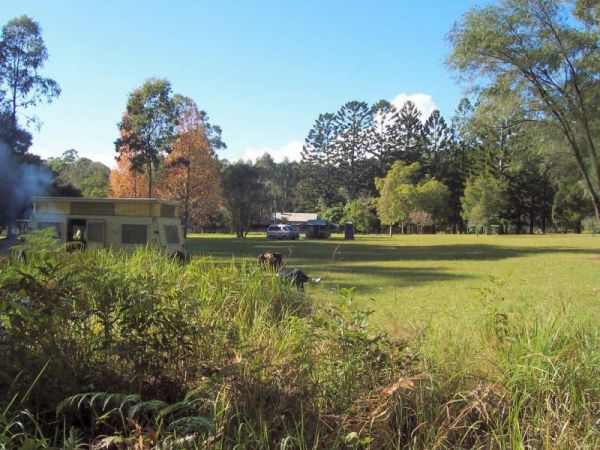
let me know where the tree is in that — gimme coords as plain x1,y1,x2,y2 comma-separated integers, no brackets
0,16,60,232
461,174,505,232
552,181,591,232
321,204,345,225
409,211,434,234
431,98,476,232
503,161,553,233
254,154,301,213
333,101,373,198
415,177,451,226
342,198,377,233
109,146,147,198
0,15,60,145
422,110,452,170
221,162,267,237
300,113,341,207
157,100,222,230
397,101,424,164
197,110,226,156
375,160,452,235
447,0,600,219
114,79,180,198
47,149,110,198
369,100,400,176
375,161,421,235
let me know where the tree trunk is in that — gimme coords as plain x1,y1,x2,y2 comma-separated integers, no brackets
184,165,191,233
541,215,546,234
389,224,393,237
529,192,535,234
147,159,153,198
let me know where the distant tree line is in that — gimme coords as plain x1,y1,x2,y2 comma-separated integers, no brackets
4,1,600,237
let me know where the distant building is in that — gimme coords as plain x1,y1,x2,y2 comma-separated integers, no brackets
272,212,318,226
305,219,332,239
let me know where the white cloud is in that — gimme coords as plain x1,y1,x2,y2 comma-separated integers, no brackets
243,140,303,163
391,93,437,120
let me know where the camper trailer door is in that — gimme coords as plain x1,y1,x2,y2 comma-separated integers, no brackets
86,219,106,249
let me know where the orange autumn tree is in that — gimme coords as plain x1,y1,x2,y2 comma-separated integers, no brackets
156,99,222,230
109,124,148,198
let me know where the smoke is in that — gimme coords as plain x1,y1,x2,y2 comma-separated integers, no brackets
0,140,53,227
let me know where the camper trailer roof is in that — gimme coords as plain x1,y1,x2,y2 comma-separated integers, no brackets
31,197,181,218
32,197,179,206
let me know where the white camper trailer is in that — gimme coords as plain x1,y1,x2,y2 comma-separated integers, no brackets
30,197,187,258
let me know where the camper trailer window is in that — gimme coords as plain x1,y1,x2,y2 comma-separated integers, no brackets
164,225,180,244
38,222,61,238
122,224,147,244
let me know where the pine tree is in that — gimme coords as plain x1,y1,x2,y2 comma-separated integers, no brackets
369,100,400,177
397,101,424,164
422,109,451,171
333,101,373,198
300,113,340,207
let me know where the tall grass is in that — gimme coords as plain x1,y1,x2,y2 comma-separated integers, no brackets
0,231,599,448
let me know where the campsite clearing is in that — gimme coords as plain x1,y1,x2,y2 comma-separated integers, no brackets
187,233,600,335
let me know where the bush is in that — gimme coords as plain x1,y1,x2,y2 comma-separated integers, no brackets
0,234,404,448
582,215,600,234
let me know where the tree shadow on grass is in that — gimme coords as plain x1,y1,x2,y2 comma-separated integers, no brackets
188,237,600,263
313,265,473,295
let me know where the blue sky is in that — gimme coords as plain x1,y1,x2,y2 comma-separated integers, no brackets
3,1,486,168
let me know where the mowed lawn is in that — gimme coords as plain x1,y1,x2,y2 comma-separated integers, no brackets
186,233,600,334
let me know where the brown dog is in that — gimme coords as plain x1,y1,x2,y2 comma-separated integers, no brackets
258,252,283,269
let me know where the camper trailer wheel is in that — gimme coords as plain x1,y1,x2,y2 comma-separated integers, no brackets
170,251,186,263
16,249,27,263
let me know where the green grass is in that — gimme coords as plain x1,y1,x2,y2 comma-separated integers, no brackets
186,233,600,334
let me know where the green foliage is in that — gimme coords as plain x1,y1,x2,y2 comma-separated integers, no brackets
221,162,268,237
46,150,110,197
376,161,450,232
552,182,591,232
447,0,600,219
300,113,341,209
397,100,424,164
333,101,373,198
0,15,60,130
375,161,419,228
320,204,344,225
415,177,451,224
254,153,301,212
115,78,181,198
341,198,377,233
0,241,407,447
461,174,505,229
582,215,600,234
370,99,400,176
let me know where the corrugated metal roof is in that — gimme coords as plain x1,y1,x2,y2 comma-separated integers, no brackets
273,212,318,222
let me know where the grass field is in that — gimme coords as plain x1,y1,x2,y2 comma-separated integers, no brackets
187,233,600,335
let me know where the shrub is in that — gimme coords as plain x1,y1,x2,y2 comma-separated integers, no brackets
582,215,600,234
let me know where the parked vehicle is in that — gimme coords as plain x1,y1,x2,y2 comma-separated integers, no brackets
30,197,187,259
266,224,299,240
